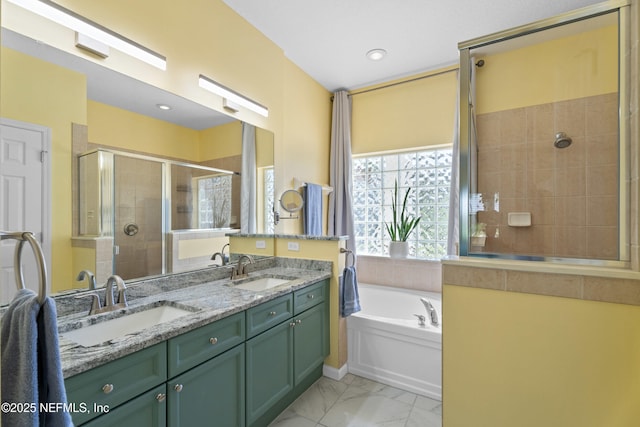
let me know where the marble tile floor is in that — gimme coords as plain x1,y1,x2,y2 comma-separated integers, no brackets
268,374,442,427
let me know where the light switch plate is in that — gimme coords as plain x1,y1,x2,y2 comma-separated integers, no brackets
256,240,266,249
287,241,300,251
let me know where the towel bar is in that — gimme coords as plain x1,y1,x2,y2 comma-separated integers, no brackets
1,231,48,304
340,247,356,267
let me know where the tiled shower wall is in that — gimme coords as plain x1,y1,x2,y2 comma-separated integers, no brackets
475,92,619,259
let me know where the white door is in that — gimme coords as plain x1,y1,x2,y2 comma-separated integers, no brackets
0,118,51,304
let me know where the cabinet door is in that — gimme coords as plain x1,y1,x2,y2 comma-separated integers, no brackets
293,303,328,384
168,344,245,427
245,320,293,426
81,384,167,427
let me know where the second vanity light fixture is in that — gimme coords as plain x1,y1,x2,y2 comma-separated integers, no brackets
198,74,269,117
7,0,167,70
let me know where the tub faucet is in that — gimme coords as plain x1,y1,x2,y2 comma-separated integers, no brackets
76,270,97,290
420,298,439,327
211,243,230,266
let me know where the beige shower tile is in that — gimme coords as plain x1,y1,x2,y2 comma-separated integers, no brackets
500,143,526,171
586,94,618,136
442,265,505,290
586,133,618,166
478,147,501,171
506,270,582,299
527,168,555,197
555,136,586,170
555,167,586,197
586,196,618,226
477,172,500,196
513,225,553,256
583,276,640,306
499,108,526,144
500,170,527,198
554,97,586,139
587,164,618,197
476,112,501,142
526,140,556,171
555,196,586,226
586,226,619,260
554,226,586,258
529,103,555,142
525,197,555,225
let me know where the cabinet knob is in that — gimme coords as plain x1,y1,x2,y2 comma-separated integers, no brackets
209,337,218,345
269,311,277,316
156,393,166,402
308,294,315,299
174,384,184,393
289,322,296,327
296,319,302,324
102,384,114,394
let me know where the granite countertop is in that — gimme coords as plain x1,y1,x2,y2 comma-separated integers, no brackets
56,259,331,378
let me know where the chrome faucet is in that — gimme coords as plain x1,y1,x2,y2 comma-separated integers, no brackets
231,254,254,280
420,298,439,327
105,275,128,309
211,243,230,266
76,270,97,290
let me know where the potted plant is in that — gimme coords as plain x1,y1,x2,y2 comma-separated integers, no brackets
385,180,421,258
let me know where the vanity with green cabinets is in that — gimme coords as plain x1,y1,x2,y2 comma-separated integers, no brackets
60,264,329,427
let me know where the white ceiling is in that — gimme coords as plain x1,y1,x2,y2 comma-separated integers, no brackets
223,0,604,91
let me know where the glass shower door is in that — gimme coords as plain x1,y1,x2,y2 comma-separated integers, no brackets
113,155,164,280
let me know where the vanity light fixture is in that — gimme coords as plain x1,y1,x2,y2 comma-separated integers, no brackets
366,48,387,61
198,74,269,118
7,0,167,70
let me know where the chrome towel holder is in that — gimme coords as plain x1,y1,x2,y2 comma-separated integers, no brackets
1,231,48,304
340,247,356,268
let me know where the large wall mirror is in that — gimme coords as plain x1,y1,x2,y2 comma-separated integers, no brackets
1,28,275,292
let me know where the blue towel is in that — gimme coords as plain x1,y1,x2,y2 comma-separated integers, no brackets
303,183,323,236
340,266,361,317
1,289,73,427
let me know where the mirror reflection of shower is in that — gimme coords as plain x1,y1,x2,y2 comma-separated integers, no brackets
78,149,238,280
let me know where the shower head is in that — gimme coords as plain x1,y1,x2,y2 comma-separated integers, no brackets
554,132,572,149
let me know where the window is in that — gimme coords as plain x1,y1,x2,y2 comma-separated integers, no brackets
196,174,232,228
263,167,275,233
352,147,452,258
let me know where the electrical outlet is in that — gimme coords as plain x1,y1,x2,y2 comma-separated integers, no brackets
256,240,266,249
287,241,300,251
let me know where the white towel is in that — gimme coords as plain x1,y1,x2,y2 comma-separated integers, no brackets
1,289,73,427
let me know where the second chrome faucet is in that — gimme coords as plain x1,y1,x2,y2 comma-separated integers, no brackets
76,273,128,315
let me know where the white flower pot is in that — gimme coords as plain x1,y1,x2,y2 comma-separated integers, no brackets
389,241,409,259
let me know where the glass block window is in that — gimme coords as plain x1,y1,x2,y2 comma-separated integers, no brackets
197,174,232,228
263,167,275,233
352,147,452,259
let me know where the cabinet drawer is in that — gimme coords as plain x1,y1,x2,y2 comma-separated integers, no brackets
65,342,167,425
294,279,328,314
81,384,167,427
246,294,293,338
168,311,245,378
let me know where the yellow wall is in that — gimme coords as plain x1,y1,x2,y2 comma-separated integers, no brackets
476,25,618,114
88,100,201,161
443,284,640,427
273,238,346,369
200,121,242,161
0,47,87,293
351,67,458,154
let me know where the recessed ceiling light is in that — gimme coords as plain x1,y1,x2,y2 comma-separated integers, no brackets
366,49,387,61
156,104,171,110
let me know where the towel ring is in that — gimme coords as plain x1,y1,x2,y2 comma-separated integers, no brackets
1,231,48,304
340,248,356,268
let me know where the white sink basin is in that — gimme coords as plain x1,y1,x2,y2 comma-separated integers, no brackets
233,277,292,291
61,304,195,347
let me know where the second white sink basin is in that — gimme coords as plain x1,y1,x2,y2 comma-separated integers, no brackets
61,304,195,347
233,277,292,291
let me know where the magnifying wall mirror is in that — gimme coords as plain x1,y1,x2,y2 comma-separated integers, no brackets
274,189,304,224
